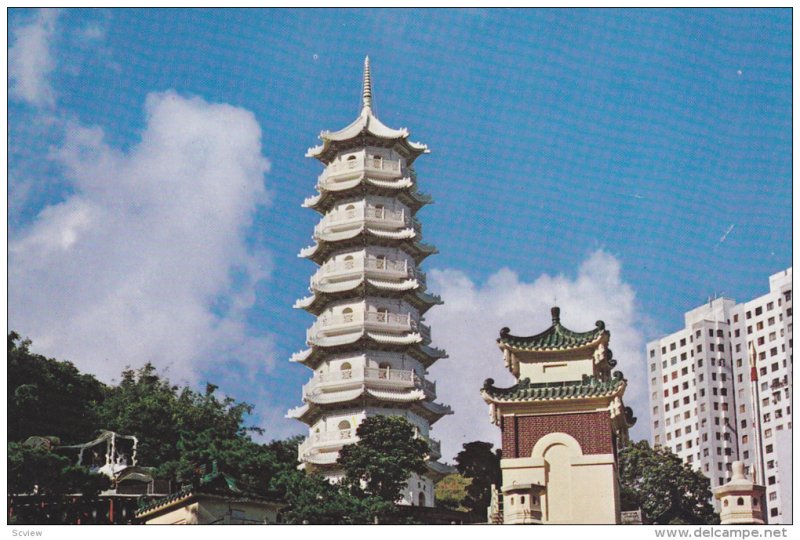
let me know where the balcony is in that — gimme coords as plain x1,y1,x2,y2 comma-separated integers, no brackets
298,427,442,462
307,310,429,344
318,156,406,189
311,256,425,289
302,366,436,400
298,428,357,461
314,206,411,237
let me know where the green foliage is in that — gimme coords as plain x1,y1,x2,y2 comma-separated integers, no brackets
618,440,718,525
96,363,297,496
7,333,301,500
8,442,110,497
434,473,470,511
274,470,391,524
8,332,106,443
454,441,502,517
338,415,429,504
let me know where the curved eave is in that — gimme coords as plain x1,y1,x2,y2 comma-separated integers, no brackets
303,176,420,208
300,234,437,266
289,342,447,370
426,460,456,481
291,389,447,425
480,379,627,405
295,280,441,316
306,108,428,164
497,328,609,353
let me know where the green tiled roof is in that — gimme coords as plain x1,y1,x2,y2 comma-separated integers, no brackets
135,461,267,517
481,373,625,402
498,307,606,351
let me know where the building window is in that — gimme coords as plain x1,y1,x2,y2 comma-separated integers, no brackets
755,306,763,316
670,343,676,351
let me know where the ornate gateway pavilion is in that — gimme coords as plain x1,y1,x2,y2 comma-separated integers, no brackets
482,307,636,524
287,58,452,507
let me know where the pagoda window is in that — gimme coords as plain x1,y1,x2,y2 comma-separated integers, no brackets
375,255,386,270
338,420,352,438
374,204,385,219
371,154,382,168
340,362,352,380
345,204,356,219
346,155,358,169
737,497,744,506
418,492,426,507
342,307,354,323
344,255,355,269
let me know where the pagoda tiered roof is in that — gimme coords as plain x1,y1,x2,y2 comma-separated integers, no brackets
303,177,432,215
287,387,451,425
481,373,627,403
291,341,447,369
294,280,442,316
497,307,608,352
306,58,428,164
299,231,437,265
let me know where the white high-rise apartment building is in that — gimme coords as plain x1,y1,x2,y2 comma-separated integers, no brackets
648,268,792,524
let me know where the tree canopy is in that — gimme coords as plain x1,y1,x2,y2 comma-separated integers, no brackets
618,440,718,524
454,441,502,517
7,333,300,500
8,332,106,444
337,415,429,504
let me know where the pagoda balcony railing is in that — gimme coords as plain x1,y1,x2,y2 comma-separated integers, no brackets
302,366,436,399
307,310,426,341
298,428,357,459
311,257,425,288
419,434,442,459
314,206,410,236
318,156,406,187
298,427,441,462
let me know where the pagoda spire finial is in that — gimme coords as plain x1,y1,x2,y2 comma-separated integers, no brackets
362,56,373,111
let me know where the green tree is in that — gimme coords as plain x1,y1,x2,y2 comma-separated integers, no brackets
434,473,470,511
96,363,297,496
618,440,718,524
338,415,429,505
8,442,110,497
8,332,106,443
273,469,389,524
454,441,502,517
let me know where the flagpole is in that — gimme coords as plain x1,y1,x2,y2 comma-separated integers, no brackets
749,341,766,485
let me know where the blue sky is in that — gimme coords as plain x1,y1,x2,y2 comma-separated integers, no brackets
8,8,792,456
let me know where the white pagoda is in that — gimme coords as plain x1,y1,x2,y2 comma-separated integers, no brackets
287,58,452,507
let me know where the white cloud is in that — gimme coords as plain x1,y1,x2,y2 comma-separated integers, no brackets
9,91,274,386
9,9,60,108
426,250,648,462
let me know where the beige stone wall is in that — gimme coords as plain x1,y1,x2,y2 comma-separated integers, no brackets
143,497,280,525
500,432,619,524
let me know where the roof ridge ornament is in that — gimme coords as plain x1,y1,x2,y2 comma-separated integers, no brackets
362,56,373,111
551,306,560,324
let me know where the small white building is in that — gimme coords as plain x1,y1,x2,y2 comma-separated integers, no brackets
287,58,453,506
